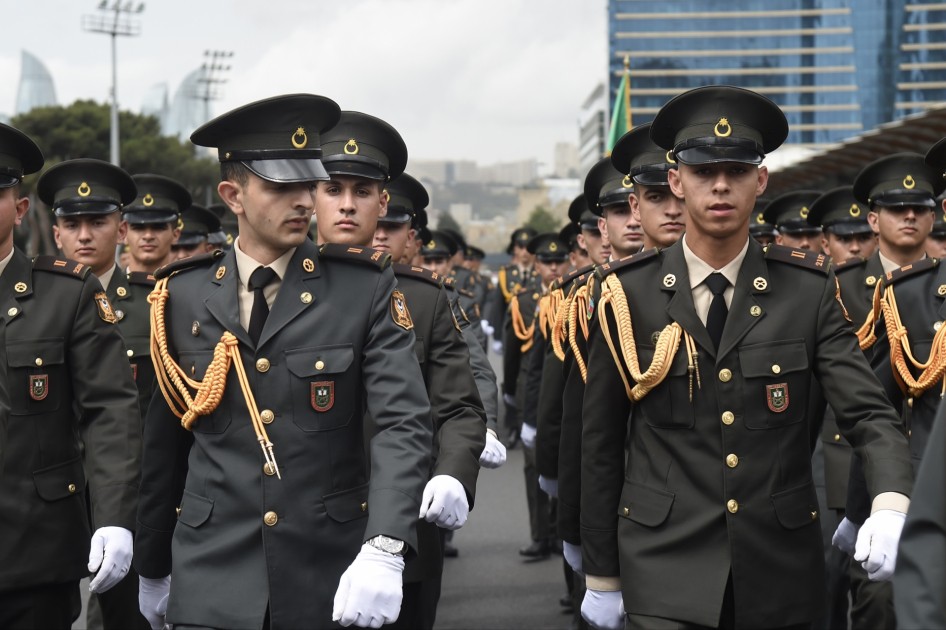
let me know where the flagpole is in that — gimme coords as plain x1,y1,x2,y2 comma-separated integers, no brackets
623,54,632,131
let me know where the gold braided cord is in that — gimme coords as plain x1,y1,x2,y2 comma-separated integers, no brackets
568,286,589,383
574,285,590,342
598,274,684,401
539,288,562,342
882,284,946,398
551,285,574,361
149,278,281,478
509,294,535,353
498,267,514,303
856,280,884,351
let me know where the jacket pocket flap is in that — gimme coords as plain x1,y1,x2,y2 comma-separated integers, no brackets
739,339,808,378
617,482,675,527
286,344,354,378
323,483,370,523
8,338,65,368
771,483,819,530
178,490,214,528
33,456,85,501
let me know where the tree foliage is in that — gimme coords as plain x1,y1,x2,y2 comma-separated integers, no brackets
525,205,561,234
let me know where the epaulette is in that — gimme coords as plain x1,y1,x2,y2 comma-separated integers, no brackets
559,263,595,289
127,271,156,286
834,256,867,274
515,287,542,302
443,276,457,291
154,250,224,280
763,244,829,275
884,257,939,286
318,243,391,271
458,287,475,299
393,263,444,288
32,255,91,280
597,248,660,278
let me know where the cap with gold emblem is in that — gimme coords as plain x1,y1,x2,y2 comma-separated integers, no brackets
466,245,486,261
650,85,788,166
37,158,137,217
527,233,568,263
441,229,468,259
611,122,675,187
412,207,429,232
559,222,581,252
806,186,872,236
0,122,44,188
190,93,341,183
176,205,221,247
320,111,407,182
422,230,458,259
584,155,633,216
853,152,944,208
124,174,191,225
380,173,428,226
506,227,537,255
568,193,599,232
762,190,822,235
749,198,777,240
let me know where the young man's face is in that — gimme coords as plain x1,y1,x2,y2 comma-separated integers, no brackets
776,230,821,251
219,173,315,260
314,175,387,246
570,247,592,269
54,213,126,276
577,229,611,265
668,162,767,243
868,206,935,252
512,243,533,267
822,232,877,264
421,255,451,277
403,231,421,265
599,203,644,259
125,222,180,270
372,222,413,260
0,186,29,259
630,184,686,249
535,258,565,285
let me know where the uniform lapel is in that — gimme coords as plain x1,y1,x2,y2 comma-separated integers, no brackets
934,263,946,321
864,253,884,304
0,249,32,327
257,239,321,348
661,242,716,358
204,248,253,348
717,240,768,360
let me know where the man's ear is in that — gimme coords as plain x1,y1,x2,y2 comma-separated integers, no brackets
667,168,684,200
218,180,244,216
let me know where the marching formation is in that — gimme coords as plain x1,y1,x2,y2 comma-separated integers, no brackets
0,82,944,630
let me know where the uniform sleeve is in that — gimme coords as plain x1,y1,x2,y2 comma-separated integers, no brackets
73,275,142,532
519,332,545,428
461,326,499,431
502,301,522,398
535,343,565,479
558,340,587,545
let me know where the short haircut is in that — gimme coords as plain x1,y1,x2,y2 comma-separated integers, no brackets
220,162,250,186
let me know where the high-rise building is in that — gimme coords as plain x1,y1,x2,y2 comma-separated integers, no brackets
607,0,946,149
579,82,608,176
15,50,58,115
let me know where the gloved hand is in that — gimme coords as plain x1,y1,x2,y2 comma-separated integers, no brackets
480,319,495,337
538,475,558,498
520,423,537,449
581,588,624,630
419,475,469,530
88,526,133,593
854,509,906,581
479,430,507,469
333,544,405,628
139,575,171,630
832,516,859,555
491,339,503,354
563,541,583,573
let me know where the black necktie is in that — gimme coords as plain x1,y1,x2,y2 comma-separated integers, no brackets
248,266,278,345
704,272,729,350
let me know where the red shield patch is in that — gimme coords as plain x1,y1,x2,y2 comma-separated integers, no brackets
311,381,334,412
30,374,48,401
766,383,789,413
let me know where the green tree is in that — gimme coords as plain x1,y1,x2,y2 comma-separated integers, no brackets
525,205,561,234
437,210,463,234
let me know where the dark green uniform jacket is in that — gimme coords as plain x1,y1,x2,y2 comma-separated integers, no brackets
109,268,156,425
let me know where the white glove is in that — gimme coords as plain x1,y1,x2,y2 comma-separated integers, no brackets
491,339,503,354
832,516,859,555
581,588,624,630
563,541,583,573
139,575,171,630
418,475,469,530
480,319,495,337
88,526,133,593
333,544,405,628
479,431,507,469
538,475,558,498
520,423,536,449
854,509,906,581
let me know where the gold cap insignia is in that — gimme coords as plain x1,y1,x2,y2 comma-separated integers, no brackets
116,286,127,297
753,277,768,291
665,150,676,164
77,182,91,197
391,289,414,330
143,193,155,207
621,174,633,188
427,240,436,249
215,266,226,280
849,204,861,217
302,258,315,273
344,138,360,155
549,242,558,252
291,127,308,149
799,206,810,219
714,117,732,138
662,273,676,288
14,281,27,293
903,175,916,189
382,189,391,203
756,213,765,224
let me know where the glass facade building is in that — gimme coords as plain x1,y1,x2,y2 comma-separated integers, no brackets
608,1,946,148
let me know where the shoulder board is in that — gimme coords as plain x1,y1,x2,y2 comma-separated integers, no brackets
392,263,444,287
884,257,939,286
318,243,391,271
515,287,541,302
127,271,156,286
597,248,660,279
763,244,829,275
458,288,475,299
559,263,594,289
833,256,867,274
154,250,225,280
32,255,91,280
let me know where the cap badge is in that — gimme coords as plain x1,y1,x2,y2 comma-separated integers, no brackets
302,258,315,273
714,117,732,138
291,127,308,149
799,206,810,219
903,175,916,189
177,218,184,230
142,193,155,207
77,182,91,197
665,150,676,164
621,174,633,188
344,138,360,155
849,204,861,217
382,189,391,203
549,242,558,252
427,240,436,249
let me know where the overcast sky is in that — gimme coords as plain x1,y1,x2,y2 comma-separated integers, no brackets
1,0,608,168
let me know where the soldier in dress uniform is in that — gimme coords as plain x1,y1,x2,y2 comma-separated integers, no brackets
579,85,914,630
485,227,540,356
762,189,823,251
925,195,946,259
559,220,591,270
584,155,642,260
749,198,777,246
124,174,190,274
40,159,151,630
170,204,218,260
809,186,878,264
0,125,141,629
134,94,433,629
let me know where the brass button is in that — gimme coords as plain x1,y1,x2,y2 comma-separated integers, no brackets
263,511,278,526
300,292,313,304
14,282,26,293
256,358,271,373
907,397,914,408
7,307,17,317
727,499,739,514
126,349,134,357
866,276,877,287
810,510,818,521
115,310,124,321
623,507,629,516
771,364,781,374
360,502,368,512
726,454,739,468
35,357,43,367
721,411,735,425
260,409,275,425
263,462,276,476
718,368,732,383
315,360,325,371
833,433,841,442
67,483,77,493
749,305,762,317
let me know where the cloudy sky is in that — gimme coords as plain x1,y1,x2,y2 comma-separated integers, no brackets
2,0,608,167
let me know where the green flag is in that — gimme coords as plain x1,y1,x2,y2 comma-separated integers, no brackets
607,57,632,154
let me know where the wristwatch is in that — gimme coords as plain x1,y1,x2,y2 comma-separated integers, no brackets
365,534,407,556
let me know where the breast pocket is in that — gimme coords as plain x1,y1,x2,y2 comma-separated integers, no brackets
286,344,355,432
636,342,695,429
178,350,231,433
739,339,809,429
7,338,66,415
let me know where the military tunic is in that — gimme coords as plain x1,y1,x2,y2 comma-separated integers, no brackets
108,269,157,426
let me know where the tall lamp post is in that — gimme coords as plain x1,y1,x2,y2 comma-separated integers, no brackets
196,50,234,124
82,1,145,167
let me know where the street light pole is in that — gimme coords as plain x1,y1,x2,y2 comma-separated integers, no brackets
82,1,145,167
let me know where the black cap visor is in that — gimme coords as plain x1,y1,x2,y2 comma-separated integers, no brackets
674,139,763,166
579,220,600,231
825,220,874,236
243,158,329,183
322,156,387,181
871,191,936,209
378,207,413,225
778,222,822,236
536,253,568,263
53,200,121,217
632,169,671,187
175,232,208,247
123,209,180,225
0,169,20,189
